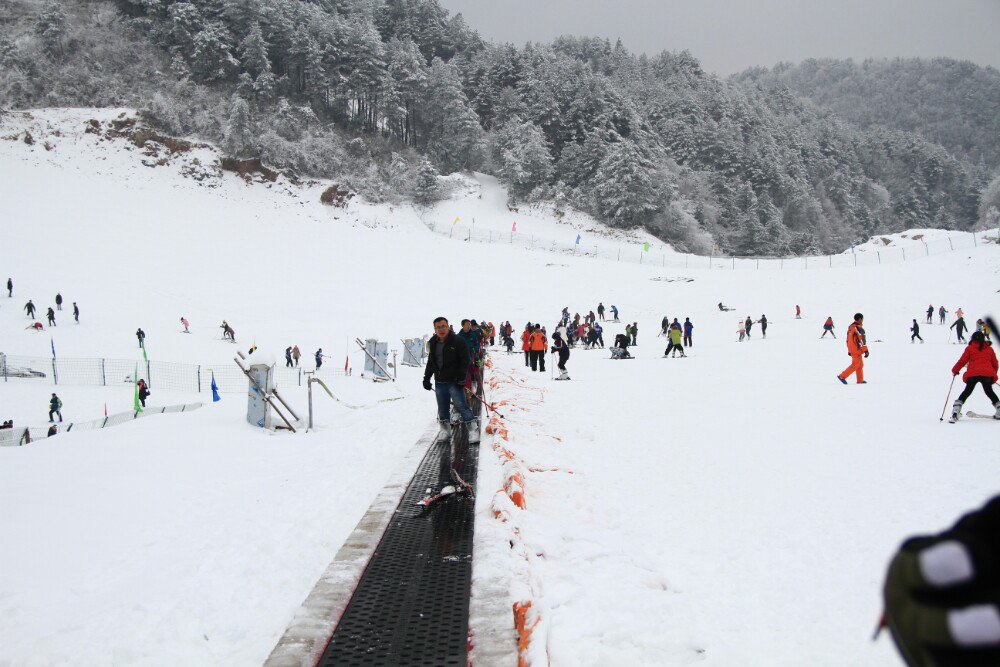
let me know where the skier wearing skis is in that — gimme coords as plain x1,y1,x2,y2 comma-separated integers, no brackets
926,304,933,324
528,324,547,372
6,277,11,297
822,316,836,338
744,316,754,339
220,320,235,342
910,319,924,343
292,345,300,366
948,331,999,421
760,315,768,338
666,326,686,357
48,393,63,422
611,305,619,322
180,317,190,333
423,317,479,443
938,305,947,325
593,321,604,348
551,332,570,380
597,303,606,321
882,495,1000,665
950,316,968,343
72,302,79,323
285,346,293,368
55,293,62,311
136,328,145,348
683,318,693,347
24,300,35,318
837,313,869,384
46,307,55,326
315,348,324,369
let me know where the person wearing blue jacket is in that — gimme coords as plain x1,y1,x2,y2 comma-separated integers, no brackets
611,305,619,322
683,318,694,347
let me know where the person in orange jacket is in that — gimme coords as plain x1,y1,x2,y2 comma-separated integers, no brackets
521,323,533,367
528,324,547,372
948,331,999,421
838,313,869,384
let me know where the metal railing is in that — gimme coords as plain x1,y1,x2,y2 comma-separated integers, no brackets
0,353,346,392
0,402,203,447
425,221,997,270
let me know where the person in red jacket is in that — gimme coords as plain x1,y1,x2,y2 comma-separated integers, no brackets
949,331,999,422
838,313,869,384
521,323,532,368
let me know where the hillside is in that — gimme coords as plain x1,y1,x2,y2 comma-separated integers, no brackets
1,108,999,665
1,0,995,258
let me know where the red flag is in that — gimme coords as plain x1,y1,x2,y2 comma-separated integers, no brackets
344,355,350,373
512,221,517,232
104,403,108,417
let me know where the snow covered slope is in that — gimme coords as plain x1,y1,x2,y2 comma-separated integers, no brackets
1,109,998,666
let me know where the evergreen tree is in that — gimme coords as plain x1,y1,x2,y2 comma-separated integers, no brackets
592,138,660,227
223,95,256,157
36,2,68,58
190,23,239,82
413,157,441,205
238,22,271,79
421,58,484,173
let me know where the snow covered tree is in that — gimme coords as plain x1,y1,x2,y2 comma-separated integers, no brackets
591,138,660,227
413,157,441,205
420,58,484,173
35,2,68,58
190,23,239,82
238,22,271,79
491,119,554,201
223,96,256,158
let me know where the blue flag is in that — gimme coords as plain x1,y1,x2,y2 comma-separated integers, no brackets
575,234,581,245
50,337,56,359
211,372,221,402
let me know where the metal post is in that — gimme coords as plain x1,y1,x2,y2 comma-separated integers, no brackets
298,368,302,386
307,377,313,430
829,255,832,267
972,232,977,247
877,251,881,264
2,353,6,382
197,365,201,393
52,359,58,385
146,359,151,387
732,257,735,269
949,238,954,250
101,358,106,386
902,248,906,261
392,350,398,379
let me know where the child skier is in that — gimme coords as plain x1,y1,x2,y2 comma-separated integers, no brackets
948,331,999,422
822,317,836,338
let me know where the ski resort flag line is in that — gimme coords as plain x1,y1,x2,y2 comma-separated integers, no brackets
211,372,220,403
50,336,56,359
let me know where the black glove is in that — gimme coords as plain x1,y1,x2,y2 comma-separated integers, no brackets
864,350,869,358
422,378,432,391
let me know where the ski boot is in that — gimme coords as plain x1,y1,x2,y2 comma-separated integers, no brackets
557,370,570,380
435,419,453,443
994,402,1000,420
466,418,480,444
948,400,964,423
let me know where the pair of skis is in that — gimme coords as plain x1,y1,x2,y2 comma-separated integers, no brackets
416,468,474,507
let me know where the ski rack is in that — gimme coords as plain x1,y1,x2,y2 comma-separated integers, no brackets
234,352,299,433
355,337,394,382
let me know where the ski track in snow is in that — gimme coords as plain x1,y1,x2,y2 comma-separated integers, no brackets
1,108,998,666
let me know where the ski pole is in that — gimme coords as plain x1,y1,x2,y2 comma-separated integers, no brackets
939,374,957,422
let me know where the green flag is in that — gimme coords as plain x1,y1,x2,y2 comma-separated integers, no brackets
643,242,651,252
142,345,148,363
133,363,143,412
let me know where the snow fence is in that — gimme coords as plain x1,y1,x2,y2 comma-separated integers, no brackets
0,402,203,447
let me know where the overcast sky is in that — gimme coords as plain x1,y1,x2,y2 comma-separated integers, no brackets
438,0,1000,76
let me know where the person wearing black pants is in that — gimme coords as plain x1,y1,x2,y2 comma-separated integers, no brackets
760,315,768,338
949,332,999,421
910,319,924,343
950,316,968,343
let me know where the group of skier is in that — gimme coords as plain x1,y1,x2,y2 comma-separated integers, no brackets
22,293,79,329
423,316,487,444
660,317,694,357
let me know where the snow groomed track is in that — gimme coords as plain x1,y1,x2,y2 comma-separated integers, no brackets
316,418,480,666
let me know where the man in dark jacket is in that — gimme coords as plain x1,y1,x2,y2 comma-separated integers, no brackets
24,300,34,318
423,316,478,444
950,316,968,343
